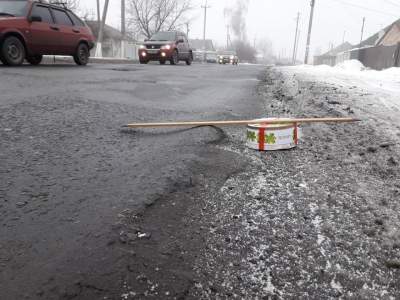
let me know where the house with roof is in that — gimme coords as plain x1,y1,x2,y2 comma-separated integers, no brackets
314,42,353,66
86,21,139,59
315,19,400,70
345,19,400,70
86,21,124,58
358,20,400,48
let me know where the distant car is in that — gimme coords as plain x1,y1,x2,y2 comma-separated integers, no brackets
206,52,218,63
218,52,239,65
231,55,239,65
0,0,95,66
138,31,193,65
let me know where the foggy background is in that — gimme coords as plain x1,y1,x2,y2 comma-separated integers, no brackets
81,0,400,60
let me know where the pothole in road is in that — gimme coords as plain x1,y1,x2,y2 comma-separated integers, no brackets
110,68,140,72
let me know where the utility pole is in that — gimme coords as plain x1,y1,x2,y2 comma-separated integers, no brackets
226,25,231,49
304,0,316,64
121,0,126,37
360,17,366,46
121,0,126,58
202,1,211,62
185,22,190,38
295,29,301,63
342,30,346,44
292,12,300,65
96,0,101,24
96,0,110,57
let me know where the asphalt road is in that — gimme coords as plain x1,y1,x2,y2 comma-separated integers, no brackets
0,62,265,299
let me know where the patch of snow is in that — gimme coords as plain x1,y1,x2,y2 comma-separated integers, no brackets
299,182,308,189
335,60,366,72
330,276,343,293
264,268,276,294
283,62,400,93
248,174,267,198
309,203,327,256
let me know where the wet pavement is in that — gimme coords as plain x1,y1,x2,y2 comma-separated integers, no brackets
0,62,265,299
2,63,400,300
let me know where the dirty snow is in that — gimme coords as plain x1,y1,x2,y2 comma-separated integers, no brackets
289,61,400,96
189,65,400,299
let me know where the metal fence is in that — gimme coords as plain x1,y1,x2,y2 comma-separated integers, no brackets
356,44,400,70
316,43,400,70
340,44,400,70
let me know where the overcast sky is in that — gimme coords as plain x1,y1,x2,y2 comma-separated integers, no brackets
82,0,400,59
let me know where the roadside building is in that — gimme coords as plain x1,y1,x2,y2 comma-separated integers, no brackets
314,42,353,66
342,19,400,70
378,20,400,46
86,21,138,59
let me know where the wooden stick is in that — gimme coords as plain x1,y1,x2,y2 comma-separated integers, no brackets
124,117,360,128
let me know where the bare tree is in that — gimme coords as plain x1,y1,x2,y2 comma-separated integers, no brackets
127,0,192,39
233,40,256,63
65,0,80,12
51,0,80,12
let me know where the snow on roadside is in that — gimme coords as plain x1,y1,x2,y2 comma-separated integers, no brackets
286,60,400,95
283,60,400,143
191,66,400,299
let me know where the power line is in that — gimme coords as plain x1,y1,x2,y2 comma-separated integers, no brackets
330,0,399,17
323,0,390,25
383,0,400,9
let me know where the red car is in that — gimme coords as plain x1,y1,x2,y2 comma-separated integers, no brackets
0,0,95,66
138,31,193,65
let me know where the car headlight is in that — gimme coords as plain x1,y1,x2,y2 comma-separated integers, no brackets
161,44,172,50
230,56,234,59
139,45,146,49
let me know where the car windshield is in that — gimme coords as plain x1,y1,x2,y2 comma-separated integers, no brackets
149,32,176,41
0,0,28,17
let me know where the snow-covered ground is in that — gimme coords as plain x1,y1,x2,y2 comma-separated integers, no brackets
281,61,400,142
288,60,400,95
190,64,400,299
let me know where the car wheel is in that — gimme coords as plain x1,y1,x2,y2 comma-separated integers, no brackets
1,36,26,66
160,60,166,65
140,59,148,64
26,55,43,65
73,43,90,66
185,53,193,65
170,50,179,65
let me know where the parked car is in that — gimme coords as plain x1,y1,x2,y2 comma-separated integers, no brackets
0,0,95,66
218,51,239,65
138,31,193,65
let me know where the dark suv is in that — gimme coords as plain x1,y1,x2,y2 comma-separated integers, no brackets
0,0,95,66
138,31,193,65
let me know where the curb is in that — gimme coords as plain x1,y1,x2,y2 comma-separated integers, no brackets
42,56,139,65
